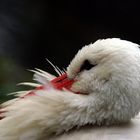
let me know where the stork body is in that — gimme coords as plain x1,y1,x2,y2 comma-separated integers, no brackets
51,116,140,140
1,38,140,140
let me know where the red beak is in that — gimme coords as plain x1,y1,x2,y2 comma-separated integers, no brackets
51,73,74,90
23,73,79,99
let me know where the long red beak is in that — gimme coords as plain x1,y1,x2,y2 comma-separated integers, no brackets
51,73,75,90
23,73,79,98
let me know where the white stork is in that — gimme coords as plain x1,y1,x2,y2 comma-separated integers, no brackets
0,38,140,140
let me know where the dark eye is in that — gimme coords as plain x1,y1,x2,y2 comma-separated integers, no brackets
79,60,96,72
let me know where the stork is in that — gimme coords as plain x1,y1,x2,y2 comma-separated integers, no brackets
0,38,140,140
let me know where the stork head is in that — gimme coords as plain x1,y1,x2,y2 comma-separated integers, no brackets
67,38,140,123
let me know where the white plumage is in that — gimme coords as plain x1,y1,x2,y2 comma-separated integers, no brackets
1,38,140,140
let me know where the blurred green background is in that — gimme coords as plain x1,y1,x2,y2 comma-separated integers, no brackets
0,56,32,103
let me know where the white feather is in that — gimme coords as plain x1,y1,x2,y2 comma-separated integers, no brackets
46,59,63,76
28,69,54,85
35,68,56,80
17,82,41,87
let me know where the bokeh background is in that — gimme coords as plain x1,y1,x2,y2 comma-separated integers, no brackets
0,0,140,102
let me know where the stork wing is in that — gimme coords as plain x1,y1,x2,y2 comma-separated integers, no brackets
51,113,140,140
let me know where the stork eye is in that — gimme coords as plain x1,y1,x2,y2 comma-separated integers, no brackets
79,60,96,72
